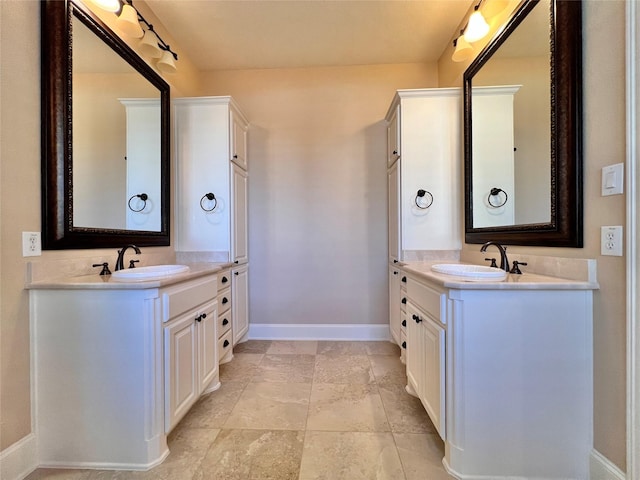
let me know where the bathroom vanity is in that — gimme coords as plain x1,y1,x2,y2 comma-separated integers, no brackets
27,264,221,470
401,262,597,480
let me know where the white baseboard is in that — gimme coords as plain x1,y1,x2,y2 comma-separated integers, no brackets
0,433,38,480
248,323,391,341
590,449,626,480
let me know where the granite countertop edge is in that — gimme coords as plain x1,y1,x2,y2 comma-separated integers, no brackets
26,262,228,290
399,261,600,290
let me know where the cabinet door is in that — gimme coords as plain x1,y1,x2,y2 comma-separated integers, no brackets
232,263,249,345
230,109,248,170
387,105,400,167
406,303,424,399
232,164,248,264
388,161,401,263
421,316,446,439
164,312,199,432
198,301,218,393
389,266,401,345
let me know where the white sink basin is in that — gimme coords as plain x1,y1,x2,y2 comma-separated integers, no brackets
431,263,507,281
111,264,190,282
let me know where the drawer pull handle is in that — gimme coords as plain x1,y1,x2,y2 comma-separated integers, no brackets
402,320,406,327
234,272,239,276
401,298,407,304
401,276,406,283
223,339,230,348
222,318,229,326
222,297,229,304
402,341,406,349
412,314,422,323
222,276,228,283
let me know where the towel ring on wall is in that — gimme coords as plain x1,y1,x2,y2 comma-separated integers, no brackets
487,187,508,208
200,192,218,212
415,189,434,209
128,193,148,212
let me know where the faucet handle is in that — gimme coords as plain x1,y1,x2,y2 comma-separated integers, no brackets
92,262,111,276
509,261,528,275
129,259,140,269
484,257,498,268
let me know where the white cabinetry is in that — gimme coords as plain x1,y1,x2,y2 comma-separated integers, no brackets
404,272,594,479
217,268,234,362
385,89,461,261
232,263,249,345
388,266,401,344
174,96,249,264
164,278,219,432
30,272,219,469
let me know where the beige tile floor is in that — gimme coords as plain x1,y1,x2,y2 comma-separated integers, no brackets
26,340,454,480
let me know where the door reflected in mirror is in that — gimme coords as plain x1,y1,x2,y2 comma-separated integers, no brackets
72,16,162,232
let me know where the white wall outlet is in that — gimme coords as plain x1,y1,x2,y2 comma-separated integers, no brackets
601,163,624,196
601,226,623,256
22,231,42,257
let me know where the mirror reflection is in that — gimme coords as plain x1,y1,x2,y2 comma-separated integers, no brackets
72,15,161,232
470,0,550,228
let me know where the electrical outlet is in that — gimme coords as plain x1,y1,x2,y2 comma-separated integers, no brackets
22,231,42,257
601,226,623,256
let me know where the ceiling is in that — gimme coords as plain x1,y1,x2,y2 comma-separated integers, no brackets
144,0,474,72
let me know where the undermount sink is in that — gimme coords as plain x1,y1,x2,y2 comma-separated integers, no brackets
431,263,508,281
111,264,190,282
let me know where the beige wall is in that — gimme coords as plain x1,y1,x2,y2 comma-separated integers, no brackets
0,0,630,475
198,64,438,326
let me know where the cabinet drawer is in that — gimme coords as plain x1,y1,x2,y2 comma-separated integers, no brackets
218,288,232,315
218,308,232,337
218,269,231,290
162,276,217,322
218,330,233,360
407,277,446,324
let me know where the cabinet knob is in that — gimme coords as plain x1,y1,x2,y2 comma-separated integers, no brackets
234,260,239,264
222,297,229,304
201,313,207,319
222,276,228,283
401,276,406,283
412,314,422,323
401,298,407,304
402,341,406,349
233,154,238,159
195,314,202,323
402,320,406,327
223,339,230,348
222,318,229,326
234,271,239,276
393,271,398,275
393,150,398,155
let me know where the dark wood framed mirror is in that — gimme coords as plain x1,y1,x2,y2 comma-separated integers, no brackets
463,0,583,247
41,0,170,249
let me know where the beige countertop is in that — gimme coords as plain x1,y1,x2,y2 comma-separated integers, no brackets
26,262,223,290
400,261,599,290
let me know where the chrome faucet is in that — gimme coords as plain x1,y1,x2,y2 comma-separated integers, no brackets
480,241,509,272
115,244,141,271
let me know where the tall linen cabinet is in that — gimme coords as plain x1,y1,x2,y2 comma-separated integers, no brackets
386,88,461,347
174,96,250,346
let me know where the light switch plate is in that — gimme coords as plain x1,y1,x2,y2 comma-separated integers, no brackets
601,163,624,196
601,226,623,256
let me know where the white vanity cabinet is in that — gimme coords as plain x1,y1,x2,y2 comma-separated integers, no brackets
174,96,249,264
403,270,595,480
163,277,219,433
231,263,249,345
385,89,461,262
29,270,220,470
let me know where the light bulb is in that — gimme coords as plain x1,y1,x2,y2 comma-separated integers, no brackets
464,10,490,43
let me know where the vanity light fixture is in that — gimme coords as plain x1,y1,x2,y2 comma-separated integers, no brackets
115,3,143,38
452,32,473,62
463,2,490,43
113,0,179,73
